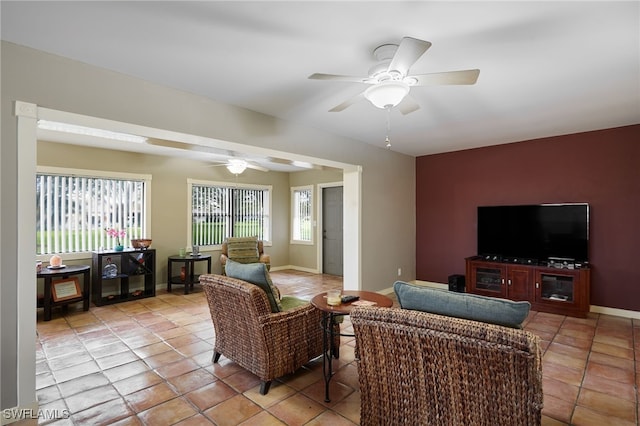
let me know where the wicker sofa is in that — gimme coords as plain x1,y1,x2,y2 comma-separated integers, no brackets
200,273,326,395
351,305,543,426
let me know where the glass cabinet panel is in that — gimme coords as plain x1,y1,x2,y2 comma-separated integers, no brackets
475,267,503,293
539,273,574,302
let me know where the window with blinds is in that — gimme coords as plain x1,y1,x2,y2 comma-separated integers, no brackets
190,181,271,246
291,186,313,243
36,170,149,255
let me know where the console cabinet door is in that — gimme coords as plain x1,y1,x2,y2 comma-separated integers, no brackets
534,269,585,313
467,262,506,298
506,266,532,301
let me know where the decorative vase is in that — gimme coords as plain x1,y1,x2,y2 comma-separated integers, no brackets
115,245,124,252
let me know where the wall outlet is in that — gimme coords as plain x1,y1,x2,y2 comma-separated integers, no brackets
397,268,402,276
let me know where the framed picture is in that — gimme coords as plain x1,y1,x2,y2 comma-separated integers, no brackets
52,277,82,302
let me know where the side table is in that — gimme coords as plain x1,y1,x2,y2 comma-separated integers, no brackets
37,264,91,321
311,290,393,402
167,254,212,294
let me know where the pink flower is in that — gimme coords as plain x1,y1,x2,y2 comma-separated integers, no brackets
105,228,126,245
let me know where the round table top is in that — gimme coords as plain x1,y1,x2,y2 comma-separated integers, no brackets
37,264,90,277
311,290,393,315
168,253,212,261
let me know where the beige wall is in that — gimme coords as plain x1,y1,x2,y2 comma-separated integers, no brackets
1,41,416,410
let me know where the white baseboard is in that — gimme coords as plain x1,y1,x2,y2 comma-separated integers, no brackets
590,305,640,320
270,265,320,274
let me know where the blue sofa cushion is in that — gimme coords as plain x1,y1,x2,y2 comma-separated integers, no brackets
394,281,530,329
225,259,282,313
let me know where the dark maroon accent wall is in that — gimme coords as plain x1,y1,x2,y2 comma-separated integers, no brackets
416,125,640,311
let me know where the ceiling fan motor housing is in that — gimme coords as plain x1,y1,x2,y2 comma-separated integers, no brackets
369,43,403,82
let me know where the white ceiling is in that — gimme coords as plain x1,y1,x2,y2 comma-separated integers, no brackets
2,1,639,163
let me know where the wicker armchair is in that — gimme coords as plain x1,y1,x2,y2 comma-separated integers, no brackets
200,274,326,395
220,237,270,275
351,306,543,426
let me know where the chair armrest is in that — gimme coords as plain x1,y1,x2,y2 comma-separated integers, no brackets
258,303,324,359
259,253,271,264
259,302,319,329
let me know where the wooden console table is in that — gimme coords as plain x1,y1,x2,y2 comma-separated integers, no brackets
37,264,90,321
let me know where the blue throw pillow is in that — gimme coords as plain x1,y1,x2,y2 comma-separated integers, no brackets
393,281,530,329
225,259,282,313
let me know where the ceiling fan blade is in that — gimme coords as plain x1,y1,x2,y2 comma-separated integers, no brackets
398,96,421,115
267,157,322,170
146,138,235,157
412,69,480,86
146,138,199,151
246,162,269,172
309,73,370,83
329,91,366,112
387,37,431,76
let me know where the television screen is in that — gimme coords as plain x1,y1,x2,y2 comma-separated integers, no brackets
477,204,589,263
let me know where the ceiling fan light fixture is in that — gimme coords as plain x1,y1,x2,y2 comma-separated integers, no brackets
364,80,410,109
226,159,247,175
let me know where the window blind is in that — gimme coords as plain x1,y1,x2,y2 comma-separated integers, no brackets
292,187,312,242
36,174,146,254
192,184,270,245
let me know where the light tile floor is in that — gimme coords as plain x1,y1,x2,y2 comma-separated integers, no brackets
25,270,640,425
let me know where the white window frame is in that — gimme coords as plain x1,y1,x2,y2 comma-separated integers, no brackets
291,185,314,245
36,166,152,260
187,179,272,248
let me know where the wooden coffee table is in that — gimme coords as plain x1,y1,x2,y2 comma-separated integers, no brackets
311,290,393,402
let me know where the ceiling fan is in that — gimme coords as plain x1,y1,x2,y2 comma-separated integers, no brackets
309,36,480,115
146,138,325,172
145,139,268,174
206,159,269,175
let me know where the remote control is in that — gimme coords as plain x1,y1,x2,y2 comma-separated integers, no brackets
341,295,360,304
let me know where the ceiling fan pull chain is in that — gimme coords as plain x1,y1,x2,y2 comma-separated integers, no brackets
385,106,392,149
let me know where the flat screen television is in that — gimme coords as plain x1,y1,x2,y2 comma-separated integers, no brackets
477,203,589,263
